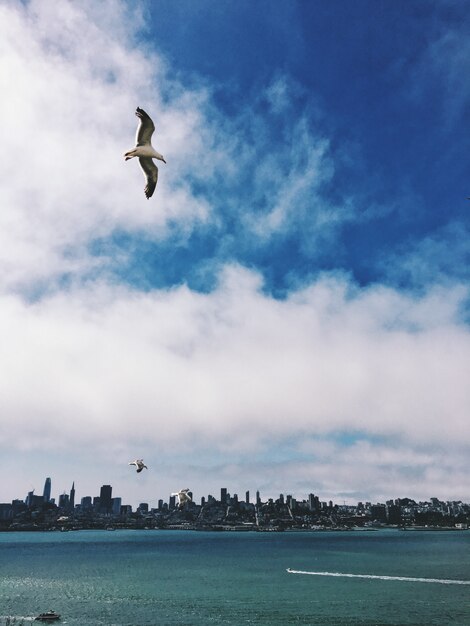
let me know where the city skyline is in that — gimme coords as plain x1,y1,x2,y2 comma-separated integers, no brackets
2,472,469,535
3,475,469,513
1,1,469,507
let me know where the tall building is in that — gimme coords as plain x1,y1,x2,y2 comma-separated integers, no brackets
25,490,35,507
100,485,112,513
256,491,261,506
220,487,227,505
81,496,92,510
43,477,51,503
69,482,75,510
26,490,44,508
245,491,250,504
308,493,320,512
58,493,69,509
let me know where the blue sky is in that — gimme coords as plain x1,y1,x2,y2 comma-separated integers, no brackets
0,0,469,507
106,0,470,296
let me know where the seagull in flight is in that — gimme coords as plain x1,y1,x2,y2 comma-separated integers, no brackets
124,107,166,199
171,488,192,507
129,459,148,473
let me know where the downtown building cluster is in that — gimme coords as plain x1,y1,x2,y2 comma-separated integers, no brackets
0,478,469,531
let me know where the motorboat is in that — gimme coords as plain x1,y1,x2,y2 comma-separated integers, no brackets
35,610,61,621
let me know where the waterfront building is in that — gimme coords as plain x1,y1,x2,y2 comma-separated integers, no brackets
220,488,227,505
245,491,250,504
386,503,401,524
169,495,176,510
158,499,163,510
112,497,122,515
256,491,261,506
43,477,51,503
370,504,387,522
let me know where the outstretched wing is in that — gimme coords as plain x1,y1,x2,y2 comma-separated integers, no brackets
138,157,158,199
135,107,155,146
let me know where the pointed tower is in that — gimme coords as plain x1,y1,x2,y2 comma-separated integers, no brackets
69,482,75,510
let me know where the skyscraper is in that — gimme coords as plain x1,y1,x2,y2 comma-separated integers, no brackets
69,482,75,510
220,487,227,505
100,485,112,513
43,477,51,503
58,493,69,509
81,496,92,510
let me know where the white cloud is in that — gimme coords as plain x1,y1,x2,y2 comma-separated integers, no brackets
1,267,469,450
0,0,216,291
1,265,469,503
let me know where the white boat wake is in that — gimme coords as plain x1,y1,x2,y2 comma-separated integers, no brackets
286,569,470,585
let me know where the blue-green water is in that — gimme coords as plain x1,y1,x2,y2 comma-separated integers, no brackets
0,529,469,625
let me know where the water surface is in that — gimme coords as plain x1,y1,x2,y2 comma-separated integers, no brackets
1,529,469,625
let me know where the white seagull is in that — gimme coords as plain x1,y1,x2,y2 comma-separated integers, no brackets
171,488,192,507
129,459,148,473
124,107,166,199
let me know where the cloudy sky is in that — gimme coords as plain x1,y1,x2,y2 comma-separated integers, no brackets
1,0,469,508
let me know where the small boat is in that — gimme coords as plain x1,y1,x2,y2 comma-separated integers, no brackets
35,610,61,621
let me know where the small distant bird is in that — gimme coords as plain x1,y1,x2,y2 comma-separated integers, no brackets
171,488,192,507
129,459,148,473
124,107,166,199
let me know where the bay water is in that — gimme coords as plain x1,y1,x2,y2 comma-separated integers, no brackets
1,529,469,625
